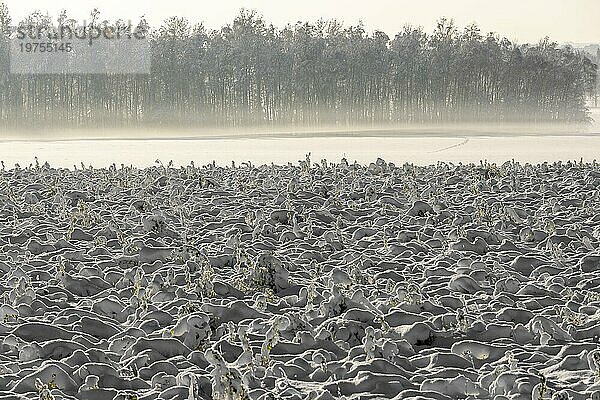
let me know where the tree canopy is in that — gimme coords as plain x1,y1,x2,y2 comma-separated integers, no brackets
0,6,597,129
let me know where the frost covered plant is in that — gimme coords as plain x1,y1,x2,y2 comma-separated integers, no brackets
405,278,422,305
552,390,571,400
233,246,250,271
348,262,372,286
374,315,391,335
115,225,127,248
35,378,54,400
323,285,351,318
335,214,343,238
238,326,251,352
260,332,277,367
363,326,376,361
507,351,517,371
244,210,256,227
307,259,323,281
227,321,237,342
462,349,475,369
65,218,75,242
560,306,585,326
2,312,17,324
64,200,101,235
591,351,600,382
382,280,400,308
165,268,176,288
254,294,267,313
382,230,389,253
8,277,35,306
205,349,249,400
546,241,565,265
585,291,600,305
537,372,548,400
142,213,167,235
76,200,100,228
306,217,313,239
178,301,203,318
194,258,216,299
265,287,279,304
183,261,192,289
138,288,151,314
93,235,107,248
455,308,470,333
241,253,288,294
544,218,556,235
562,287,576,302
261,316,289,367
304,283,317,312
132,267,144,297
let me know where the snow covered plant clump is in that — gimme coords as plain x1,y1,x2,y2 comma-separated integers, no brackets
193,258,216,298
261,316,291,366
171,312,212,351
205,349,250,400
35,378,54,400
238,252,289,294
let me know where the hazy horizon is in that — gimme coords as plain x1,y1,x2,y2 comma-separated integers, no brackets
2,0,599,45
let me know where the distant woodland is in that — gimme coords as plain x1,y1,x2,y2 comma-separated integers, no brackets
0,5,598,129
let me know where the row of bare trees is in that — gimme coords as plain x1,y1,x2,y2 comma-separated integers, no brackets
589,48,600,107
0,6,597,129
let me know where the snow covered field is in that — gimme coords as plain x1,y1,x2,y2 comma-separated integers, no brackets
1,156,600,399
0,111,598,399
2,134,600,168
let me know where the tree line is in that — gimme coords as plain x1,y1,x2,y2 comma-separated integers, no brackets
0,5,597,129
590,48,600,107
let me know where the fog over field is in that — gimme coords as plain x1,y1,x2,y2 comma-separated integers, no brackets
0,108,597,168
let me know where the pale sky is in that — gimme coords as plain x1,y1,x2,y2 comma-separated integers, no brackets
2,0,599,44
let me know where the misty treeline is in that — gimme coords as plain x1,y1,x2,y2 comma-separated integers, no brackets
0,5,597,129
590,49,600,107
